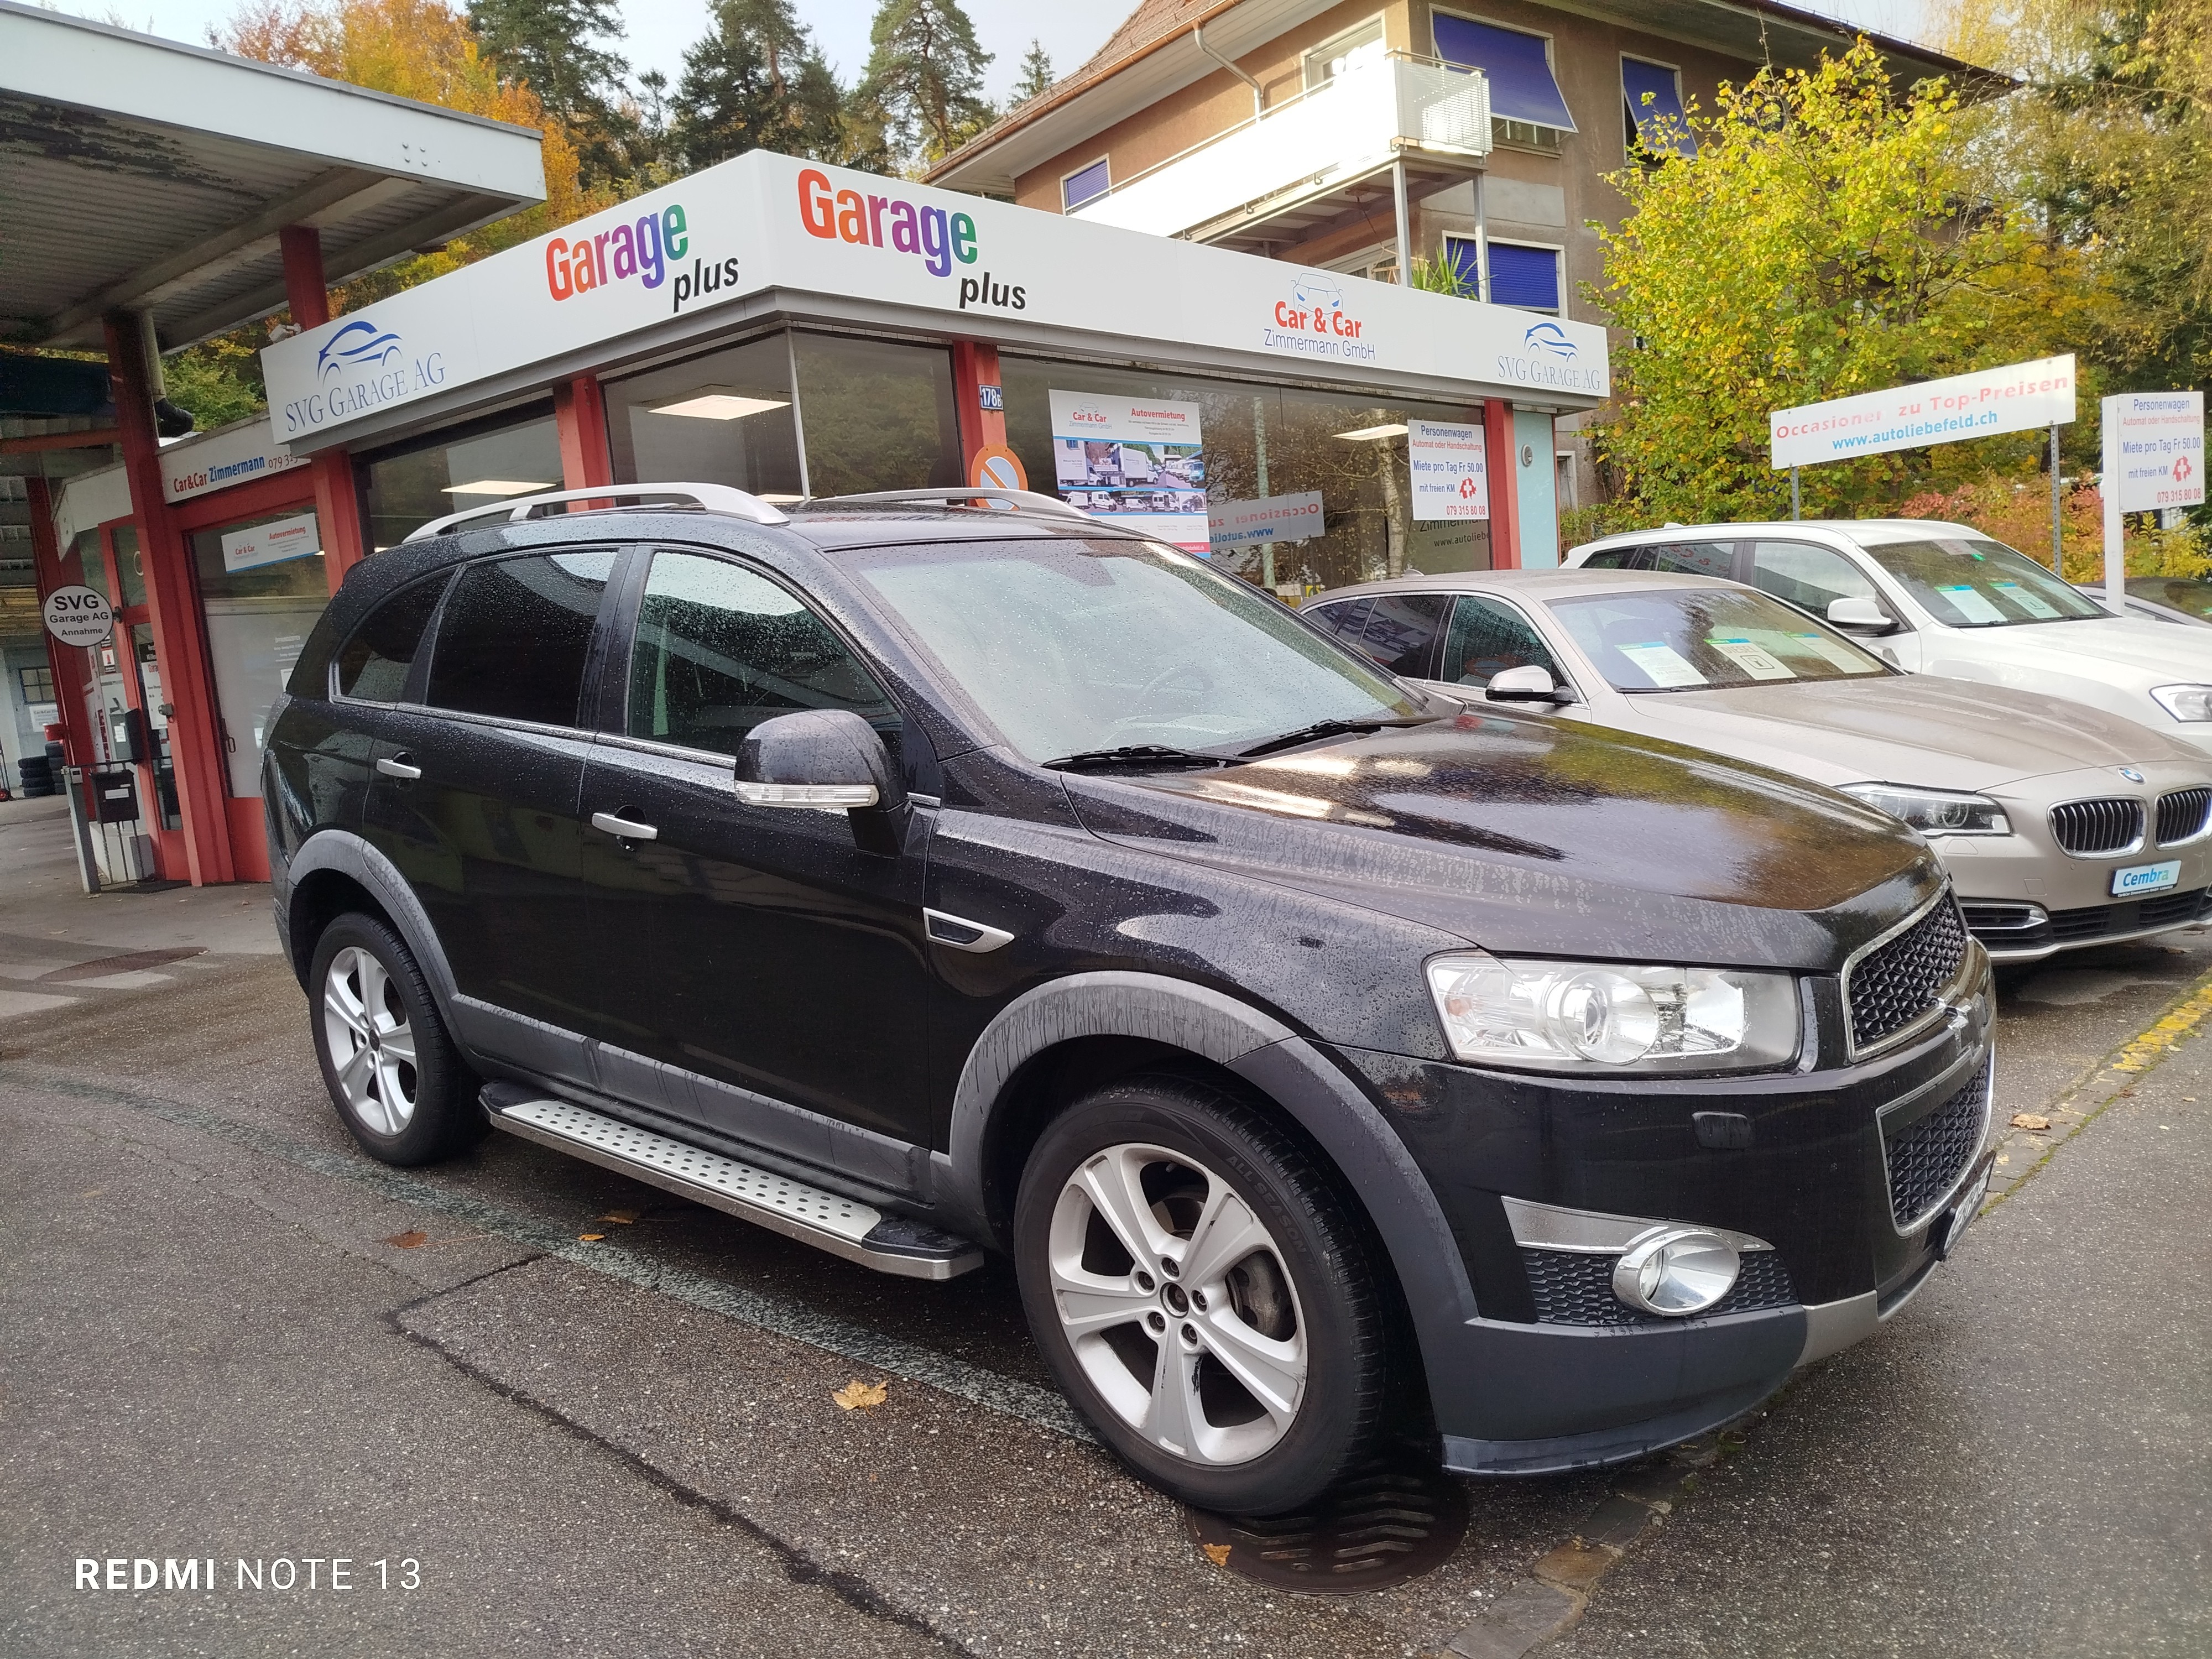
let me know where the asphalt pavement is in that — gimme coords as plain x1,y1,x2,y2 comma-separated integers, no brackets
2,801,2207,1657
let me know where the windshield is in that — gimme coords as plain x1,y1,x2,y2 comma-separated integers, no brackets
1861,535,2104,627
850,538,1421,761
1547,587,1890,692
2129,576,2212,619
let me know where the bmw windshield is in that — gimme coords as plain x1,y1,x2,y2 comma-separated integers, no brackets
1548,588,1890,692
1861,535,2105,627
849,537,1427,763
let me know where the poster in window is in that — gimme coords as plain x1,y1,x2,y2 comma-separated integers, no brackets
1408,419,1490,521
1047,392,1208,554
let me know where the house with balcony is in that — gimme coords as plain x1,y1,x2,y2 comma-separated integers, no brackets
927,0,1971,514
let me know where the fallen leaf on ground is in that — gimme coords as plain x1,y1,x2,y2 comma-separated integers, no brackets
832,1379,888,1411
2008,1113,2051,1131
578,1233,606,1243
600,1210,638,1225
1200,1543,1232,1567
384,1230,428,1249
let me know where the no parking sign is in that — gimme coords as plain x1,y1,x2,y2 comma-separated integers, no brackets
968,445,1028,508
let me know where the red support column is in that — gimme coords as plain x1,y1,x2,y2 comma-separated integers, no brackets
950,341,1006,476
105,311,234,886
1483,398,1522,570
24,476,100,773
552,374,614,496
280,225,368,589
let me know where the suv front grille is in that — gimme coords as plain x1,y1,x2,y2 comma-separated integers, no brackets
2050,797,2145,855
1521,1247,1796,1326
1846,898,1969,1052
2157,787,2212,846
1882,1061,1990,1229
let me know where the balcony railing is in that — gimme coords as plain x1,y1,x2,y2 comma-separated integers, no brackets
1069,52,1492,243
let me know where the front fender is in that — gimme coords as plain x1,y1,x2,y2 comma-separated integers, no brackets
283,829,462,1013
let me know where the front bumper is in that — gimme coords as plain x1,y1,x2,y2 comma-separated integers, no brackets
1337,954,1995,1475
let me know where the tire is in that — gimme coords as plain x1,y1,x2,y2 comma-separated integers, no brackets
308,912,480,1166
1013,1073,1392,1515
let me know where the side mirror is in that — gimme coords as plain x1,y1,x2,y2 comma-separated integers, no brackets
1485,664,1573,705
1826,596,1901,635
734,709,907,854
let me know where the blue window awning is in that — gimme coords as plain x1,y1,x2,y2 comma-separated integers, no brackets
1432,15,1576,132
1062,159,1110,212
1623,59,1695,155
1488,243,1561,313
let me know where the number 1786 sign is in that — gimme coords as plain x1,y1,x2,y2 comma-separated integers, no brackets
43,585,114,649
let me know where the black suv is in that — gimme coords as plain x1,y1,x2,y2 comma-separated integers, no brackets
264,485,1995,1516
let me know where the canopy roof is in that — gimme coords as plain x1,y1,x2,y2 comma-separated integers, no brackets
0,1,547,353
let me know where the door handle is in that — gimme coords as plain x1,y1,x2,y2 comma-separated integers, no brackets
376,754,422,780
590,810,659,842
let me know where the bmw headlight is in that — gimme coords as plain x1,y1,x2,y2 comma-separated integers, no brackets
1425,953,1801,1074
2151,684,2212,722
1838,783,2010,836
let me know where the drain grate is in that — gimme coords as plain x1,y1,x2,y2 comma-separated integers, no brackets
1183,1450,1468,1593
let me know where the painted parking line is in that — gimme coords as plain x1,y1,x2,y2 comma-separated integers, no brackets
3,1067,1095,1446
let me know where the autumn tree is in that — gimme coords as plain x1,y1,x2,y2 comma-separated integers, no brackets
1589,40,2084,523
670,0,846,171
855,0,994,169
466,0,631,182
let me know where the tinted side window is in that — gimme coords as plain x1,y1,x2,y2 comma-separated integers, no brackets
1441,596,1564,688
1306,597,1375,644
1578,549,1635,570
1353,592,1449,676
1750,540,1876,615
627,551,895,757
425,551,616,726
1645,541,1736,577
335,572,451,702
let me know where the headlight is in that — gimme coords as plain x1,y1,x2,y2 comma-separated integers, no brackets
1838,783,2010,836
2152,684,2212,722
1425,953,1801,1074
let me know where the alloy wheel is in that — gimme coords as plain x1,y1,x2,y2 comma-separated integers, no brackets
322,944,419,1135
1047,1142,1307,1466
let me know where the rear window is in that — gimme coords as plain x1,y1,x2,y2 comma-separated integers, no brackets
425,551,617,727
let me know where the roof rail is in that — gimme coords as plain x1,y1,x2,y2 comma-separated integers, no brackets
401,483,790,543
810,486,1092,521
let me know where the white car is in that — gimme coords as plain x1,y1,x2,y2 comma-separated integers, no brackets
1564,520,2212,755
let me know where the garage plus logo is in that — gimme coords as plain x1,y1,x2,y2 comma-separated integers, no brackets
794,168,1019,310
545,202,737,314
1261,273,1377,362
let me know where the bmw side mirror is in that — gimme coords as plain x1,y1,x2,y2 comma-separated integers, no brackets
1485,665,1573,705
1825,596,1901,635
734,709,908,854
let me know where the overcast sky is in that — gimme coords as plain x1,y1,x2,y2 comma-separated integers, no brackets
86,0,1940,106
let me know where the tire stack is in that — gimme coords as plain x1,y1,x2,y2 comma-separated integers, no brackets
15,753,55,797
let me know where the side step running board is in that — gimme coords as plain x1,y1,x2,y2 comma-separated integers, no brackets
485,1092,982,1280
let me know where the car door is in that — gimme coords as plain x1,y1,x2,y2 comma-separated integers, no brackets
578,545,935,1177
1746,539,1919,670
361,548,619,1072
1344,591,1451,679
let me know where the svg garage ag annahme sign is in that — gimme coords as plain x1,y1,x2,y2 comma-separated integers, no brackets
1769,356,2079,469
261,151,1612,449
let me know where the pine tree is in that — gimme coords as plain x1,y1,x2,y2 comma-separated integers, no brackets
856,0,995,169
1013,38,1053,103
466,0,630,181
671,0,846,173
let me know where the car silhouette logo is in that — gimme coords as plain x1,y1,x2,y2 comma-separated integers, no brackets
1292,273,1344,312
2119,766,2146,783
316,318,404,381
1523,322,1576,361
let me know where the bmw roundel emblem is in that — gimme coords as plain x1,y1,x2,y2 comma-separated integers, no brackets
2119,767,2146,783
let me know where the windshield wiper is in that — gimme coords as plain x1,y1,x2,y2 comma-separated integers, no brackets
1233,714,1438,760
1041,744,1234,773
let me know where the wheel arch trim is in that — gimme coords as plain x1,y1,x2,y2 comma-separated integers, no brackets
284,831,461,1013
936,969,1479,1351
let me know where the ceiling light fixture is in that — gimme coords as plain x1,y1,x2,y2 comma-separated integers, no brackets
650,389,792,421
1334,423,1408,442
440,479,554,495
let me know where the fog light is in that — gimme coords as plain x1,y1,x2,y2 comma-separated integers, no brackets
1612,1227,1741,1317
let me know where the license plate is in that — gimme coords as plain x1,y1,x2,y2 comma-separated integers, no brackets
1942,1163,1993,1256
2112,859,2181,897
